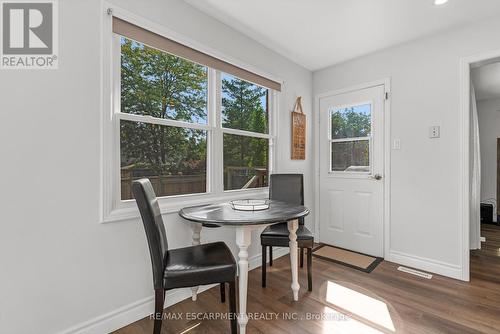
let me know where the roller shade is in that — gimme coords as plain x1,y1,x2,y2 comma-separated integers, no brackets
112,17,281,92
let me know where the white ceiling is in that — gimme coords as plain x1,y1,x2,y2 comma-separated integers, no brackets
185,0,500,71
472,62,500,101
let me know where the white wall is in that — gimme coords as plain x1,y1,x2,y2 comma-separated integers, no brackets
314,15,500,280
0,1,313,333
478,98,500,212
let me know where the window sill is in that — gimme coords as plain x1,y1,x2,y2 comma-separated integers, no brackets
101,187,269,223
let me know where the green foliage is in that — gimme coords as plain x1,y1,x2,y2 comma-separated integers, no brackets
222,76,268,169
330,106,371,171
120,122,206,175
120,38,207,175
331,107,371,139
119,37,269,183
120,38,207,122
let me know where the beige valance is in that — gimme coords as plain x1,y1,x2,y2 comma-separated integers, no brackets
113,17,281,91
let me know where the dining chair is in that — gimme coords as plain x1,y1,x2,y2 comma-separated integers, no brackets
260,174,314,291
132,179,237,334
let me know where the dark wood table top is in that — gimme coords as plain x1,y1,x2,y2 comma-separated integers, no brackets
179,200,309,226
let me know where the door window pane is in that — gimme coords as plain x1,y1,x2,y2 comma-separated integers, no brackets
331,140,370,172
120,120,207,199
331,104,371,139
223,133,268,190
222,73,268,134
120,37,208,124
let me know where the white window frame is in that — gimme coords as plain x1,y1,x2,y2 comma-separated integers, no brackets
100,5,279,223
328,101,373,175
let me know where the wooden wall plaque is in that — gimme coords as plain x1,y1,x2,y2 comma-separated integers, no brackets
291,97,306,160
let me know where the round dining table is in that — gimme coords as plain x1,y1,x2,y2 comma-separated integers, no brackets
179,200,310,334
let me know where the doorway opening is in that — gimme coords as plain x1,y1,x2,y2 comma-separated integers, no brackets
466,54,500,281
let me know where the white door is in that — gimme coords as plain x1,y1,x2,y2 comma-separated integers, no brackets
319,85,385,257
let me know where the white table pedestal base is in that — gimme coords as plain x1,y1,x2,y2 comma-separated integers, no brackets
236,226,252,334
190,223,202,301
287,219,300,301
187,221,301,334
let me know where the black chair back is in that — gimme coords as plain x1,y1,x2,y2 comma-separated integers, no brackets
133,179,168,289
269,174,305,225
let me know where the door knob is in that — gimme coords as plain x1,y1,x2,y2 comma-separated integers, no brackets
372,174,383,180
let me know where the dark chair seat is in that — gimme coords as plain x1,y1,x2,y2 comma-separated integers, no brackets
164,242,236,290
261,222,314,248
132,179,237,334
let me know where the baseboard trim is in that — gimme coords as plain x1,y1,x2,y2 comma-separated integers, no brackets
248,246,288,270
57,285,215,334
388,250,462,280
57,247,290,334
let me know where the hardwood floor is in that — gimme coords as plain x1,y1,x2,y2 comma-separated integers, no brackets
115,228,500,333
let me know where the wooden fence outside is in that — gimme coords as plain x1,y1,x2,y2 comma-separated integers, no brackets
121,171,206,200
121,166,267,200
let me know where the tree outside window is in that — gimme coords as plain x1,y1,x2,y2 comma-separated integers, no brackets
118,38,271,199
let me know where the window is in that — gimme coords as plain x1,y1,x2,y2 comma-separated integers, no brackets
119,37,208,199
330,103,371,172
222,73,268,133
223,133,269,190
222,73,270,190
120,120,207,199
106,16,280,215
120,37,208,124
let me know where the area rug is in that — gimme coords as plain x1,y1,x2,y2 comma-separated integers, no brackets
312,244,383,273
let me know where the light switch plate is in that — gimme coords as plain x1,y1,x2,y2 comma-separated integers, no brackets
393,139,401,150
429,126,440,138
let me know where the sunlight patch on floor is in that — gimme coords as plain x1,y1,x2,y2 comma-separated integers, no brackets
321,305,384,334
179,322,201,334
326,281,395,332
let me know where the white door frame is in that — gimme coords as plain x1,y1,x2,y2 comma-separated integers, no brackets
459,49,500,281
314,78,391,258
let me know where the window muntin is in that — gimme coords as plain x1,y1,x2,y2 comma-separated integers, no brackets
330,103,372,173
221,73,268,134
223,134,268,190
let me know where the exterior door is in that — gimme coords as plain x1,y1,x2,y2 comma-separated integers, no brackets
319,85,385,257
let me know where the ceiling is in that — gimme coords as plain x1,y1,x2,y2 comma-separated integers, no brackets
472,62,500,101
185,0,500,71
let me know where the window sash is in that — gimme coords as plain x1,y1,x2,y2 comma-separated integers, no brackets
329,138,372,173
222,133,270,191
329,136,371,144
116,112,211,131
114,113,273,140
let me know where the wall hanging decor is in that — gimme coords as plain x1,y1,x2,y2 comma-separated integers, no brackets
291,96,306,160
